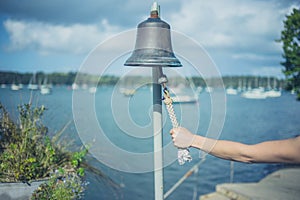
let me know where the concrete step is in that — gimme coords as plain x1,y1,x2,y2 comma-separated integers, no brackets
199,168,300,200
260,168,300,186
217,168,300,200
199,192,231,200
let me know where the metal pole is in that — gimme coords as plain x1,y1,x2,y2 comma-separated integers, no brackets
152,67,164,200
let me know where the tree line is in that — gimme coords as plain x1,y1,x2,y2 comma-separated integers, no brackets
0,71,119,86
0,71,285,89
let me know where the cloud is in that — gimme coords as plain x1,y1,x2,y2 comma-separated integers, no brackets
4,19,121,54
165,0,299,76
0,0,181,27
231,53,280,61
168,0,298,53
2,0,298,56
0,0,299,75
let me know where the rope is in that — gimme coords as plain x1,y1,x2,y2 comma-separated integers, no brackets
162,86,192,165
165,103,178,128
159,74,207,199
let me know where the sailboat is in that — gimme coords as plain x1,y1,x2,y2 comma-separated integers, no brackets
88,86,97,94
71,83,79,90
169,84,198,104
40,85,51,95
226,87,238,95
241,77,266,99
237,78,243,92
226,77,238,95
40,76,51,95
28,73,39,90
265,90,281,98
265,78,281,98
241,87,267,99
171,95,198,104
11,82,20,91
120,88,135,96
11,75,20,91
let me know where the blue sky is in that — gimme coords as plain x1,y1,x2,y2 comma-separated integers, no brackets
0,0,299,77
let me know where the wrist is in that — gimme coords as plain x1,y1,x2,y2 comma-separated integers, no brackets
191,135,204,149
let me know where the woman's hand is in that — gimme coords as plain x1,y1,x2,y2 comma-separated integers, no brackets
170,127,196,148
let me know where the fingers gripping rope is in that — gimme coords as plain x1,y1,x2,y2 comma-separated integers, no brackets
162,87,192,165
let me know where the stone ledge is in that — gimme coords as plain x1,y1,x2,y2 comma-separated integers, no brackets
0,180,46,200
200,168,300,200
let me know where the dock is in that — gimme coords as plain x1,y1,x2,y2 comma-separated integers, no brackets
199,168,300,200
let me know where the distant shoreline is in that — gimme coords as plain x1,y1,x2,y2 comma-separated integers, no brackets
0,70,286,89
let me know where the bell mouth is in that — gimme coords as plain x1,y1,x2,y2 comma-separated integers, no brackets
124,49,182,67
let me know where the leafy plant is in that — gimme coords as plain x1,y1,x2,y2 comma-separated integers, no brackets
1,103,63,182
0,102,89,199
31,159,89,200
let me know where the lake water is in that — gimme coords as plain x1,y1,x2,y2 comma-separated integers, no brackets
1,86,300,200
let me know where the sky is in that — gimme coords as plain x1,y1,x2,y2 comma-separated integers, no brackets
0,0,299,77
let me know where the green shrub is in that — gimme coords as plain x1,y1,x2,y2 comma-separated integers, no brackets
31,162,88,200
0,102,89,199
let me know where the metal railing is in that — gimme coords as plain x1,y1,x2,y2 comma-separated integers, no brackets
164,154,207,199
163,155,235,199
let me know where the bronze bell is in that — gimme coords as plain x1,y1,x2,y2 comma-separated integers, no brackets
124,3,182,67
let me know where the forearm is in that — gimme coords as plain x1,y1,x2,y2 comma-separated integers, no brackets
191,135,255,163
191,135,300,163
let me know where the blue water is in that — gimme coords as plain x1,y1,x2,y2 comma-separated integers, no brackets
1,86,300,200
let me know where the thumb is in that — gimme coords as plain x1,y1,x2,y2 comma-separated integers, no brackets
170,128,175,135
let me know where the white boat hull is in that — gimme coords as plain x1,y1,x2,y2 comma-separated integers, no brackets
241,89,266,99
172,95,198,104
265,90,281,98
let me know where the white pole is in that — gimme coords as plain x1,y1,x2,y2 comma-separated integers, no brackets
152,67,164,200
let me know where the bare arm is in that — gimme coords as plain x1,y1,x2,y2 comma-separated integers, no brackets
170,127,300,164
192,135,300,163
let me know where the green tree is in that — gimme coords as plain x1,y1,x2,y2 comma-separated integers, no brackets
278,8,300,100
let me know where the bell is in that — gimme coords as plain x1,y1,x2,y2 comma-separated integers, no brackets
124,3,182,67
